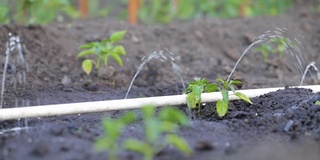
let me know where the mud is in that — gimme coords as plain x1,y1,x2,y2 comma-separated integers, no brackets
1,2,320,160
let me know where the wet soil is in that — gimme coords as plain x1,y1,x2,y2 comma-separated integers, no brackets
1,2,320,160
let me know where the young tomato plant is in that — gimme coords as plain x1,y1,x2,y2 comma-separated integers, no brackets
214,78,252,117
185,78,219,116
123,106,192,160
255,37,297,63
77,30,127,75
185,77,252,117
94,112,136,160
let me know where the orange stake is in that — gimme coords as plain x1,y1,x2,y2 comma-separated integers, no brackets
128,0,139,25
239,0,250,18
79,0,88,19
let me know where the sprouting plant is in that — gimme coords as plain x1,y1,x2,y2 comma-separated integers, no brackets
214,78,252,117
185,78,219,116
185,77,252,117
94,112,136,160
315,101,320,106
123,106,192,160
77,30,127,75
256,37,297,63
255,43,273,63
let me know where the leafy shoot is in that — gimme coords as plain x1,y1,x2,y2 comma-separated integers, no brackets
185,77,252,117
77,30,127,75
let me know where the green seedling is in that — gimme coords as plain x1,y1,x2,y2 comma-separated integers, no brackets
214,78,252,117
315,101,320,106
77,30,127,75
185,77,252,117
185,77,219,116
94,112,136,160
124,106,192,160
256,37,297,63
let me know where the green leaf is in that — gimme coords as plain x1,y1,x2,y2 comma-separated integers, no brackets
188,81,196,85
200,78,208,84
114,45,126,55
165,134,192,155
94,137,111,151
193,85,203,102
102,118,119,139
315,101,320,106
216,99,228,117
160,121,179,133
159,107,189,126
110,30,127,43
193,77,201,82
205,83,219,92
120,112,136,124
186,92,197,109
80,42,97,49
110,53,123,66
82,59,93,75
235,92,252,104
77,49,95,58
229,85,236,94
230,80,242,85
145,118,160,143
142,106,155,119
221,89,229,101
123,139,154,159
216,78,224,84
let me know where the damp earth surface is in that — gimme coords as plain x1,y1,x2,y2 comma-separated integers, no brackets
1,2,320,160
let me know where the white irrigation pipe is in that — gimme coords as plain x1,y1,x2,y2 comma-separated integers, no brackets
0,85,319,120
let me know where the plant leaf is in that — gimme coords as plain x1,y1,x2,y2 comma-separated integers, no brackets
142,105,155,119
221,89,229,101
229,85,236,94
160,121,179,133
193,85,203,102
159,107,189,126
230,80,242,85
205,83,219,92
110,30,127,43
315,101,320,106
216,99,228,117
216,78,224,84
94,137,111,151
77,49,95,58
120,112,136,124
110,53,123,66
165,134,192,155
186,92,197,109
82,59,93,75
123,139,153,158
145,118,160,143
114,45,126,55
80,42,97,49
235,92,252,104
101,118,120,139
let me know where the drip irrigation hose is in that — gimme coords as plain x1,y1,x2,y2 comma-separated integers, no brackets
0,85,319,120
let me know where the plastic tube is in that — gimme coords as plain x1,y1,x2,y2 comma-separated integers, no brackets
0,85,319,120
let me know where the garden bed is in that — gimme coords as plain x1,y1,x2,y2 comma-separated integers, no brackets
1,3,320,160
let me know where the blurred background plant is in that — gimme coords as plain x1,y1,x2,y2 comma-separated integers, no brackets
0,0,80,24
0,0,300,25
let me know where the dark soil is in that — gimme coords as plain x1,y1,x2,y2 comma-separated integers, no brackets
1,2,320,160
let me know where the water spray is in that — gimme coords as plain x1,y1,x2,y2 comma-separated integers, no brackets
1,33,29,108
125,50,184,99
